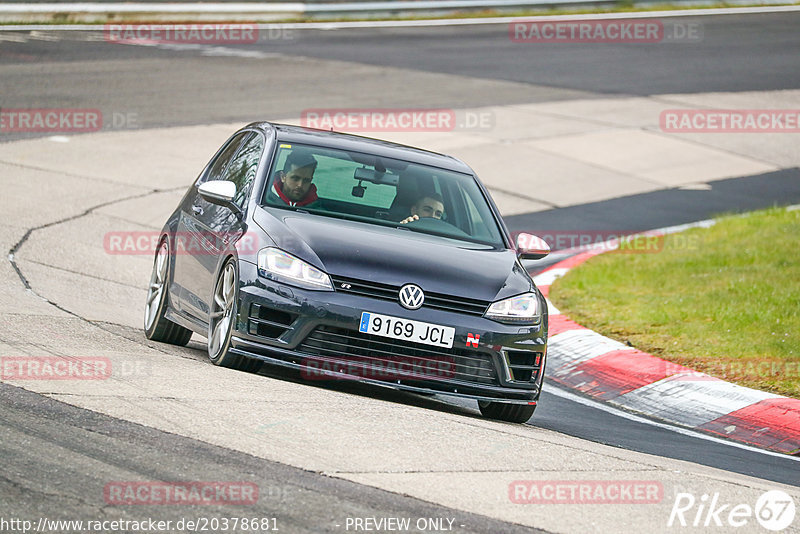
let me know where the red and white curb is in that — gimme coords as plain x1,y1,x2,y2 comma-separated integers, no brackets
534,221,800,456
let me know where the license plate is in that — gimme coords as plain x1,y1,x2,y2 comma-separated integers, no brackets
358,312,455,349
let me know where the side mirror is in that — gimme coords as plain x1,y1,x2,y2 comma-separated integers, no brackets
516,233,550,260
198,181,242,216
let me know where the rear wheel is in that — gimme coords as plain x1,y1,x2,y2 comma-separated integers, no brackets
144,239,192,346
207,259,263,373
478,401,536,423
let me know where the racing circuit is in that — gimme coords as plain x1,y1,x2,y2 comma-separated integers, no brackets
1,8,800,533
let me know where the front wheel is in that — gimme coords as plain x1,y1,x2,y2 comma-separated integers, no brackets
478,401,536,423
207,258,263,373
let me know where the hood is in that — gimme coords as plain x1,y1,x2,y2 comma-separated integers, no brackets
253,207,533,301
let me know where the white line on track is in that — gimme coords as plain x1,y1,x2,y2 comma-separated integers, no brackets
1,5,799,31
544,384,800,462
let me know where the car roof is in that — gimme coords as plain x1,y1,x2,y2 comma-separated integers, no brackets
245,122,475,175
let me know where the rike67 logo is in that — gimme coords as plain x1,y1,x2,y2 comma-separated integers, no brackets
668,490,796,531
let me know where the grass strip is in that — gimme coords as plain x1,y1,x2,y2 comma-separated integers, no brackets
549,206,800,398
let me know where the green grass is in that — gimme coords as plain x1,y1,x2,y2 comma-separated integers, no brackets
548,206,800,398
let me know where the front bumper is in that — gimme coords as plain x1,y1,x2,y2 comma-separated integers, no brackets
230,261,548,403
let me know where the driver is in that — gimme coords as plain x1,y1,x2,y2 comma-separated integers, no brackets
268,149,321,207
400,193,445,224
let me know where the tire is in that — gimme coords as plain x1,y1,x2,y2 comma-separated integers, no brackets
478,401,536,423
144,238,193,346
207,258,263,373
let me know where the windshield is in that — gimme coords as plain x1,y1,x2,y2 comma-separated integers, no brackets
261,142,505,247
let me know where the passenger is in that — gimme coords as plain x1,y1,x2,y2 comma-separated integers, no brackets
268,149,321,207
400,193,445,224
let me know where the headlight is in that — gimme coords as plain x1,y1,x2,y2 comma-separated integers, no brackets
257,248,332,291
484,292,540,324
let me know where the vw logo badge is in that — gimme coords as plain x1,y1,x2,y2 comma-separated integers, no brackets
398,284,425,310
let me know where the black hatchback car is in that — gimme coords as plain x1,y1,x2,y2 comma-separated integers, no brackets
145,122,550,423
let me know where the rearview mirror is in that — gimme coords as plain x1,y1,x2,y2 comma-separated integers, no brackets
198,181,242,216
353,167,398,186
516,233,550,260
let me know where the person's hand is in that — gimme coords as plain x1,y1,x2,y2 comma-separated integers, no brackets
399,214,420,224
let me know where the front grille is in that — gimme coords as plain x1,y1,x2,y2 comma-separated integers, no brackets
330,276,490,317
504,350,544,383
297,325,498,385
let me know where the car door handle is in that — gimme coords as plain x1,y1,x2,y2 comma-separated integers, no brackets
192,205,203,215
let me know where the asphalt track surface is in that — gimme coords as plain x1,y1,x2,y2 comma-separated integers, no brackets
252,14,800,96
2,12,800,136
1,12,800,532
0,381,541,534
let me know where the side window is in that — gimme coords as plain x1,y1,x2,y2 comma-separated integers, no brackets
201,132,249,184
222,133,265,208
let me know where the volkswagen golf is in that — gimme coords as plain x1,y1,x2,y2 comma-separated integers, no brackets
144,122,550,423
